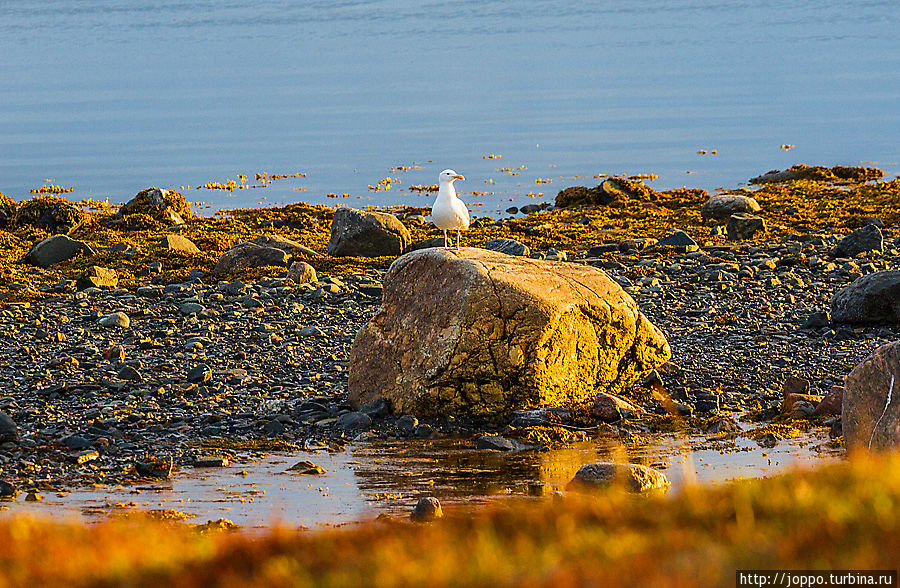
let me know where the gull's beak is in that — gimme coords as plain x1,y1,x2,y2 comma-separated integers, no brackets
453,174,465,181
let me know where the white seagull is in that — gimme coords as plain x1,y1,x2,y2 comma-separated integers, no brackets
431,169,469,249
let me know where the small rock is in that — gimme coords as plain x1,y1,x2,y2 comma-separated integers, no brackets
360,397,390,418
410,497,443,522
25,490,42,502
99,312,130,329
832,224,883,258
782,375,810,397
179,302,204,315
287,460,326,475
811,385,844,417
337,411,372,431
567,463,670,493
726,214,766,240
756,433,778,448
117,365,142,382
484,238,530,257
135,455,173,479
24,234,94,268
160,234,201,254
262,420,286,435
187,364,212,384
475,435,517,451
592,392,638,422
397,415,419,436
801,310,831,330
0,480,17,498
286,261,317,285
61,435,92,450
76,266,118,290
705,416,740,435
214,243,291,274
701,194,761,222
656,230,698,252
0,411,18,444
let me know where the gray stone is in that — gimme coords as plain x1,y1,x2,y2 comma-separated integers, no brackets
327,208,412,257
801,310,831,330
566,462,670,493
61,435,92,450
262,420,286,435
484,238,531,257
410,497,443,522
0,411,18,444
726,214,766,240
831,271,900,324
24,234,94,268
179,302,204,315
476,435,517,451
214,243,290,273
337,411,372,431
99,312,130,328
161,234,201,254
832,224,883,258
0,480,17,498
701,194,761,222
76,266,118,290
360,397,390,418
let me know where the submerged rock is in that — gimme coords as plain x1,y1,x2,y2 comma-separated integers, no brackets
843,341,900,451
327,208,411,257
348,248,670,418
567,462,670,493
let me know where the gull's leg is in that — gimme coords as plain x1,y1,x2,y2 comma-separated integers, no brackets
456,230,461,250
443,229,449,248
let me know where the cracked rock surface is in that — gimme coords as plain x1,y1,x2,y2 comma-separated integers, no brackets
348,248,670,418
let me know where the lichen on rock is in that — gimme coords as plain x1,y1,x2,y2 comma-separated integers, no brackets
348,248,670,419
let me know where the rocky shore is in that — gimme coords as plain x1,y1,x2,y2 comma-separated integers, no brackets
2,166,899,497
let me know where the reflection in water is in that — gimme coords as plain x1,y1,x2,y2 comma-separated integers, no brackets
0,431,839,527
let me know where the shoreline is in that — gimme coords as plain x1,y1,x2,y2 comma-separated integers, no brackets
1,166,897,505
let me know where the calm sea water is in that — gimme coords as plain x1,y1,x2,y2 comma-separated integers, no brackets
1,1,898,216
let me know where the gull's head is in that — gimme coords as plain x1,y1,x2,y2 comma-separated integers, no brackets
439,169,465,184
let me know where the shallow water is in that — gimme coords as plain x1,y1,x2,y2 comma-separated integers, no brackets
0,430,839,528
1,1,899,215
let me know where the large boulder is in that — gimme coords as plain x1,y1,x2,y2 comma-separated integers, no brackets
831,271,900,324
24,234,94,268
348,248,671,418
213,242,290,274
120,187,193,225
700,194,761,222
327,208,411,257
831,224,883,258
843,341,900,452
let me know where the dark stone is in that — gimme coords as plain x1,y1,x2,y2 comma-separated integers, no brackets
337,411,372,431
327,208,411,257
801,310,831,330
0,480,17,498
410,497,443,522
656,230,698,252
587,244,619,256
287,460,326,475
397,415,419,436
405,237,449,252
360,397,390,418
214,243,290,273
484,238,530,257
262,420,286,435
117,365,142,382
831,271,900,324
832,224,883,258
0,411,18,443
61,435,92,450
187,364,212,384
135,455,173,479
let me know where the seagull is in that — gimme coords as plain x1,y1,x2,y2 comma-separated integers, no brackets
431,169,469,249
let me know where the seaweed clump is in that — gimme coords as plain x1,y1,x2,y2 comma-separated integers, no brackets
13,195,89,234
119,187,195,226
0,191,15,229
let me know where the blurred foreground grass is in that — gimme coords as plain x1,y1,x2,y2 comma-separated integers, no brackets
1,452,898,587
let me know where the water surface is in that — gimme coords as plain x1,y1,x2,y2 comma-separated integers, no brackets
2,1,898,215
